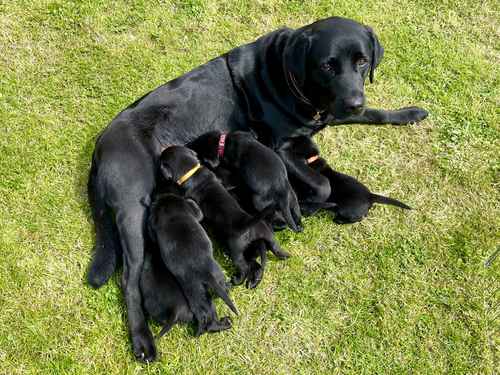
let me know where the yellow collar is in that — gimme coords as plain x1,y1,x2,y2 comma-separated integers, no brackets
177,163,202,185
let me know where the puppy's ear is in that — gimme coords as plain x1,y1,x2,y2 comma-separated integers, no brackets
186,198,203,222
201,153,220,169
366,26,384,83
283,29,312,87
159,161,173,181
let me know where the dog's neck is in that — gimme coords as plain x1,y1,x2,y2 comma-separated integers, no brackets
180,168,215,202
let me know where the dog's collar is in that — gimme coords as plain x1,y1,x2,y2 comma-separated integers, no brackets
217,133,227,159
306,154,319,164
285,70,325,122
177,163,202,185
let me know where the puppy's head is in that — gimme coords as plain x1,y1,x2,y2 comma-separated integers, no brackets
187,131,222,169
284,17,384,120
280,136,320,159
159,146,200,183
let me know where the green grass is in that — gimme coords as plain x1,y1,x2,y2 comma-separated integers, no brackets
0,0,499,373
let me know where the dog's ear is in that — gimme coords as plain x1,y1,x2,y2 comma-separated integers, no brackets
200,152,220,169
366,26,384,83
186,198,203,222
159,161,173,180
283,29,312,87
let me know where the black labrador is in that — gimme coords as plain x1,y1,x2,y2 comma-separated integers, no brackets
87,16,427,361
140,246,231,339
187,130,302,232
147,192,237,337
158,146,290,288
280,136,411,223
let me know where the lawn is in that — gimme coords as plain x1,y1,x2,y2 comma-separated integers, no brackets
0,0,498,374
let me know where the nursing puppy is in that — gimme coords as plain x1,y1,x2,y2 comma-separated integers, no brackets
159,146,290,289
147,192,237,335
140,246,231,338
278,136,335,216
279,136,411,223
188,130,302,232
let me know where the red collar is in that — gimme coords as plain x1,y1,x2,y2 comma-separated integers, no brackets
306,154,319,164
217,133,227,158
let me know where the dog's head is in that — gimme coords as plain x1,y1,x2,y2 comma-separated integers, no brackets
159,145,201,183
284,17,384,120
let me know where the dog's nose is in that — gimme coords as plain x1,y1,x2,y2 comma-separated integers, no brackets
343,96,364,114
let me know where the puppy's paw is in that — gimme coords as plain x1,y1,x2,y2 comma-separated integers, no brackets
393,106,429,125
218,316,232,330
231,272,246,286
246,263,263,289
132,326,157,363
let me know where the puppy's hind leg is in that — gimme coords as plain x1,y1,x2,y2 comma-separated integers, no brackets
267,239,291,260
176,279,213,337
157,313,177,339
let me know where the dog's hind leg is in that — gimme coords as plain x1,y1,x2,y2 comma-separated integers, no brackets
174,279,214,337
267,239,291,260
87,157,122,288
115,203,156,362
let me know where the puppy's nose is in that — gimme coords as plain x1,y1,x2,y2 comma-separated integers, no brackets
343,96,364,114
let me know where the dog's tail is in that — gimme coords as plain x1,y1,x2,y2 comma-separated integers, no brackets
207,274,238,315
86,154,122,288
370,194,412,210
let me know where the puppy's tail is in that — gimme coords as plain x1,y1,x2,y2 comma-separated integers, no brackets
371,194,412,210
157,314,176,339
207,274,238,315
87,154,121,288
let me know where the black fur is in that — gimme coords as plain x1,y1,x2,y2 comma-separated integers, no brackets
147,192,237,336
87,17,427,360
188,130,302,232
280,136,411,223
159,146,290,289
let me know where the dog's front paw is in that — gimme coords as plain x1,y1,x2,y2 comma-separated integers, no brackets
132,326,157,363
393,106,428,125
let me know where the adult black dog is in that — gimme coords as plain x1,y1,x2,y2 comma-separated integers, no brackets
87,16,427,361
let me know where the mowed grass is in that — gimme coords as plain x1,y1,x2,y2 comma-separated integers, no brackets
0,0,499,373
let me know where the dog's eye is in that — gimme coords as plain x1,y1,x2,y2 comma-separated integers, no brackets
320,63,334,74
356,57,369,67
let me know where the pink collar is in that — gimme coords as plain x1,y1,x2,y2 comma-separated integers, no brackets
217,133,227,158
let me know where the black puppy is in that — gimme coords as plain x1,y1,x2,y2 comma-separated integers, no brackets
188,130,302,232
159,146,289,289
140,245,232,338
279,136,411,223
147,192,237,336
278,136,335,216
